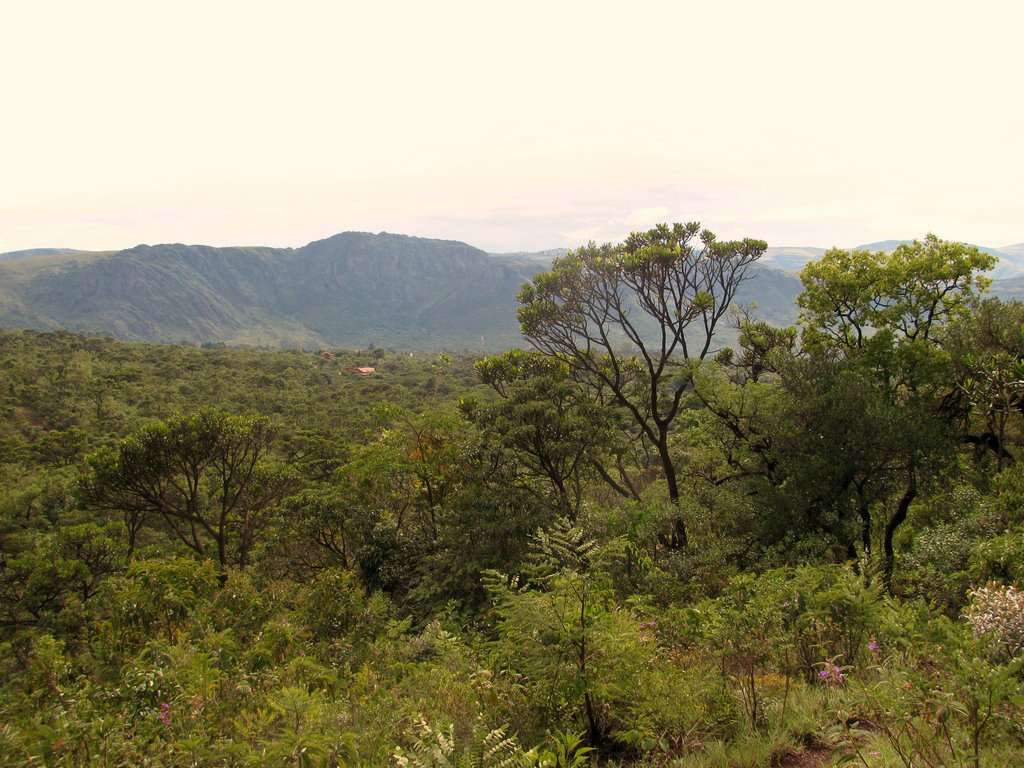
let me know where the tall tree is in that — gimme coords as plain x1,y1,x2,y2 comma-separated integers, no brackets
947,298,1024,470
472,349,637,517
517,222,766,547
795,235,995,588
798,234,993,362
690,236,996,584
79,409,296,570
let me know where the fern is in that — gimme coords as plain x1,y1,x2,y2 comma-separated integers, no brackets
470,722,528,768
393,717,456,768
483,519,597,605
393,716,534,768
524,517,596,586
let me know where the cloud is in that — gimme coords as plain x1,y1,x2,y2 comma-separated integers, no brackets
625,206,670,227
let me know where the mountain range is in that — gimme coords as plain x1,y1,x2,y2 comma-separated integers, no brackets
761,241,1024,280
0,233,1021,351
0,233,546,350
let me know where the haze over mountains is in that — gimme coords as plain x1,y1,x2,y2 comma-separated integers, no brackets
0,233,546,350
761,241,1024,280
1,233,1022,351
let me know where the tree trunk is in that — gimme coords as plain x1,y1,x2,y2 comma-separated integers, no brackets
657,438,688,549
882,468,917,594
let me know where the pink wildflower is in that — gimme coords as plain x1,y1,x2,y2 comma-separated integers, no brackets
819,661,844,686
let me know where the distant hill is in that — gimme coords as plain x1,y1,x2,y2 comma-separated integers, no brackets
3,232,1021,350
0,247,95,261
487,248,569,265
761,240,1024,283
760,247,827,272
989,274,1024,301
736,264,802,327
850,240,917,253
997,243,1024,258
0,233,550,351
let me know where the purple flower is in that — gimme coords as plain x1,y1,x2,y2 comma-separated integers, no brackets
819,661,844,686
868,641,879,652
157,702,171,726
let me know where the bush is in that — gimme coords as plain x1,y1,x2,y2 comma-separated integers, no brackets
105,557,219,646
964,583,1024,663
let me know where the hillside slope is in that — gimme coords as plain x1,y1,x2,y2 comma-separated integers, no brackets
5,232,1018,350
0,233,546,350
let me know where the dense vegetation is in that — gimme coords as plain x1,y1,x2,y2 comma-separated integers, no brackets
2,228,1024,767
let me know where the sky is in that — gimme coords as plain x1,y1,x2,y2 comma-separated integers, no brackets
2,0,1022,254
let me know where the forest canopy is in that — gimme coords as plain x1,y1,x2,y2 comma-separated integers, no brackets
1,230,1023,767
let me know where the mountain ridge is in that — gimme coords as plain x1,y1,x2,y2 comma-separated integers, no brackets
0,232,550,350
1,232,1021,351
762,241,1024,279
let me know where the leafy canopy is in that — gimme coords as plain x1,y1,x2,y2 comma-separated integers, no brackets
516,223,766,545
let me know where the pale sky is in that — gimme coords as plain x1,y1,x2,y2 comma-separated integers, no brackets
2,0,1022,254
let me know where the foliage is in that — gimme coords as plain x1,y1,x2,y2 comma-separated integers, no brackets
791,236,995,590
684,565,889,737
470,350,610,517
79,408,297,569
3,246,1024,766
833,618,1024,768
798,234,994,356
964,583,1024,663
393,715,533,768
518,222,766,546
